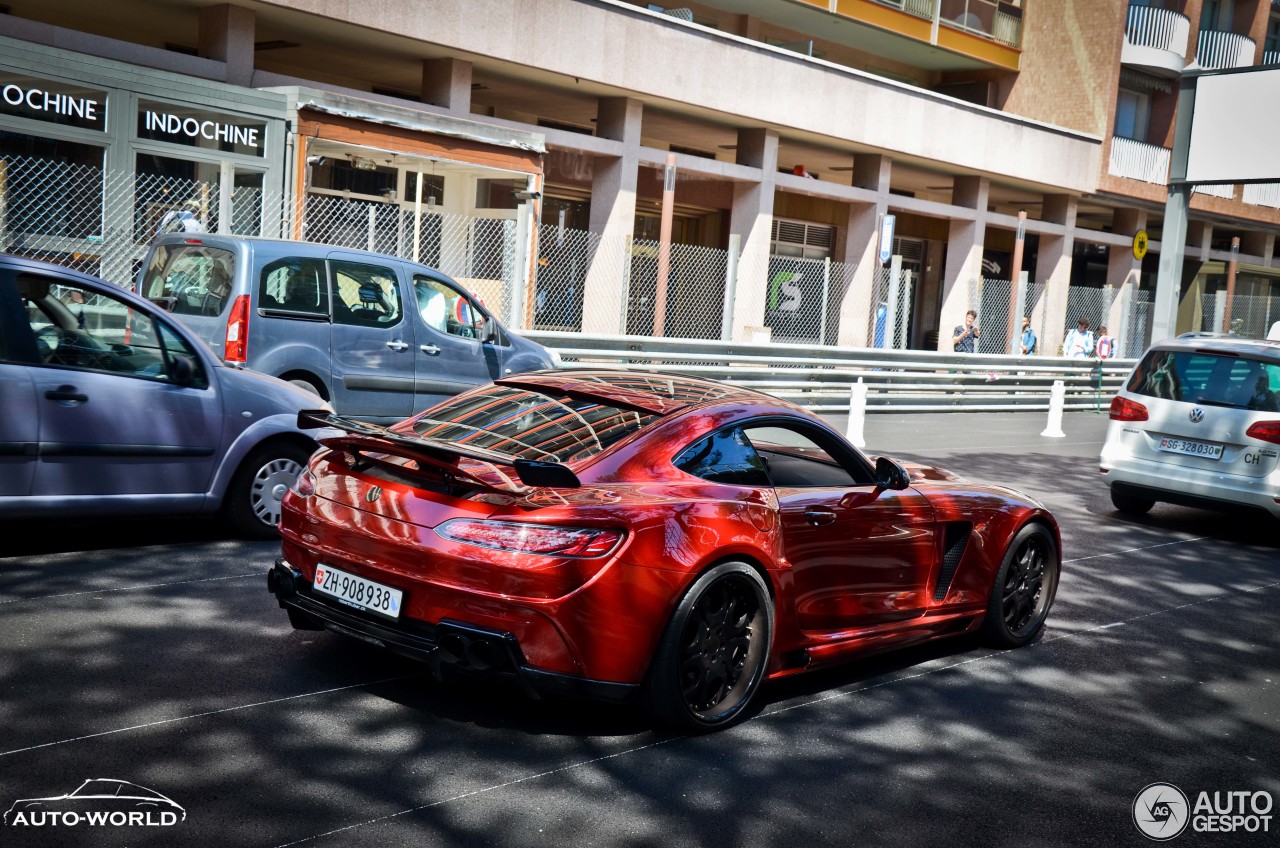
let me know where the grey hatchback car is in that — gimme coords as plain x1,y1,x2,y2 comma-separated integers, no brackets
0,255,329,538
137,234,559,422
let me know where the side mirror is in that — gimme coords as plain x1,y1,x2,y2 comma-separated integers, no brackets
167,356,195,387
478,317,498,344
874,456,911,491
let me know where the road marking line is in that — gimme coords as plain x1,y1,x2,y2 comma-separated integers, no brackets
1063,536,1209,563
0,572,260,605
0,674,422,759
885,439,1105,454
272,575,1280,847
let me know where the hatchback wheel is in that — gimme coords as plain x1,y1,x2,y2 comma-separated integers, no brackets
644,562,773,732
226,442,313,539
1110,488,1154,515
981,523,1059,648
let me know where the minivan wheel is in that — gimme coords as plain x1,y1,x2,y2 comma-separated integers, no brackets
1111,488,1155,516
226,441,313,539
287,378,323,397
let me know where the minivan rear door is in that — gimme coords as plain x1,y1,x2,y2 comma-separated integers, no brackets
408,271,503,411
327,252,416,422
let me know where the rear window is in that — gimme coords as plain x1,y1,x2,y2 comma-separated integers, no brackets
1127,349,1280,412
140,244,235,317
409,385,658,463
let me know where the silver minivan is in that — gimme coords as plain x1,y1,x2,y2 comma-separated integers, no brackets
137,234,559,422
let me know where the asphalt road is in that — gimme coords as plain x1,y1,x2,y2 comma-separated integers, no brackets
1,411,1277,848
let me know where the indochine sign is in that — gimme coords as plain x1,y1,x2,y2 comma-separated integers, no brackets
0,72,107,131
136,100,267,157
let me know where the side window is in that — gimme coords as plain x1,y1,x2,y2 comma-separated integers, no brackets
18,273,206,387
743,425,871,488
331,261,402,327
674,427,770,487
413,275,485,339
259,257,328,316
140,245,236,317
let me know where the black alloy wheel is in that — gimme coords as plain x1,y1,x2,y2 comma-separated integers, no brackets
982,523,1059,648
645,563,773,731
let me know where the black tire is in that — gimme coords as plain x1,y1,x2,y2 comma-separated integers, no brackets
1111,488,1155,515
287,377,323,398
643,562,773,732
225,441,314,540
981,523,1059,649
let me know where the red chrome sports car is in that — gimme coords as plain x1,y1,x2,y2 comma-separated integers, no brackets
269,372,1060,730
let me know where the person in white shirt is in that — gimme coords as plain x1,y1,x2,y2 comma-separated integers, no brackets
1095,326,1115,359
1063,318,1094,358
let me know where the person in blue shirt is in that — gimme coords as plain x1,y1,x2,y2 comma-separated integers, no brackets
1019,315,1037,355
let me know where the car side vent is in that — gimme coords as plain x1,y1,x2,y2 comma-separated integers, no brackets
933,522,973,601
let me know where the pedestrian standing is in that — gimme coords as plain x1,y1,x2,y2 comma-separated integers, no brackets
1063,318,1094,358
157,199,205,236
1019,315,1037,355
1095,326,1115,360
952,309,979,353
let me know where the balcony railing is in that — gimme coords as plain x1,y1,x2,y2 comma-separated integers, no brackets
1125,5,1190,55
1243,183,1280,209
1195,29,1256,69
938,1,1023,49
1264,50,1280,66
1192,183,1235,200
1109,136,1170,185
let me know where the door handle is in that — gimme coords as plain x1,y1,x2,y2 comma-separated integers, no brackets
420,344,441,355
804,507,837,525
385,340,410,352
45,385,88,404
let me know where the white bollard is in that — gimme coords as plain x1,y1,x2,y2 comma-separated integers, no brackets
1041,379,1066,438
846,378,868,447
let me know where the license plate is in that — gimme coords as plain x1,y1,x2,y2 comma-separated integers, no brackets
1157,436,1223,460
312,564,403,620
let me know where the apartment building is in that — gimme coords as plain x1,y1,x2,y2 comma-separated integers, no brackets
0,0,1277,355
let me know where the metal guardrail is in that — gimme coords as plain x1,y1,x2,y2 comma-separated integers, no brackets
526,331,1134,413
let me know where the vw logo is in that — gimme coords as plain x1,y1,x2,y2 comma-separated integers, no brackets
1189,408,1204,423
365,486,382,503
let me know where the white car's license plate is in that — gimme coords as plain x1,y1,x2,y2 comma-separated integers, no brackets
313,564,403,620
1157,436,1223,460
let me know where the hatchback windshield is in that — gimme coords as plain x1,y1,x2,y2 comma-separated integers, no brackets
1127,349,1280,412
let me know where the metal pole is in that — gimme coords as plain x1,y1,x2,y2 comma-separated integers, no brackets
722,234,740,341
412,165,422,263
1153,76,1198,342
1007,210,1027,353
820,257,831,346
887,255,902,349
654,153,676,336
1222,236,1240,333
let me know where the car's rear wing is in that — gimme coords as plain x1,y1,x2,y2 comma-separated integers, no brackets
296,410,581,490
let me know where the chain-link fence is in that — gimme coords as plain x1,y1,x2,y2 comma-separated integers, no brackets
1201,290,1280,339
627,239,728,340
866,264,913,349
966,277,1047,354
764,255,857,346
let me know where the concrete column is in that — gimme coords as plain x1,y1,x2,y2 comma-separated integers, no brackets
837,154,890,347
1037,194,1077,357
937,176,988,352
422,58,472,112
1242,231,1274,265
1188,221,1213,261
583,97,642,334
728,127,778,341
198,4,255,87
1105,208,1147,350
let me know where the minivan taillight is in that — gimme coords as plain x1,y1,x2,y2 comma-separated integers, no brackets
225,294,250,363
1109,396,1149,422
1245,420,1280,445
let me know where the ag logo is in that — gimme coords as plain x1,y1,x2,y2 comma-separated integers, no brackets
365,486,382,503
1133,782,1189,840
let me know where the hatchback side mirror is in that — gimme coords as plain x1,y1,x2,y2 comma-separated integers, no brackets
478,317,498,344
874,456,911,490
167,355,196,387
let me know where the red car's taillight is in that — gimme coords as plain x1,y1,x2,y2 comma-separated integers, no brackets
1246,420,1280,445
1110,396,1149,421
436,520,622,558
290,468,316,497
225,294,250,363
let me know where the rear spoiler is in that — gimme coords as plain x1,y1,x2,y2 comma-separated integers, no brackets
296,410,581,489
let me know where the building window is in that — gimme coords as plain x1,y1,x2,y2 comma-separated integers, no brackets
1114,88,1150,142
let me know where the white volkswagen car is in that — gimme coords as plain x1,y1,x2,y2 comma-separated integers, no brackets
1100,336,1280,518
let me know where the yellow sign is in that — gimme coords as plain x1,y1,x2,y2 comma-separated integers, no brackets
1133,229,1149,260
